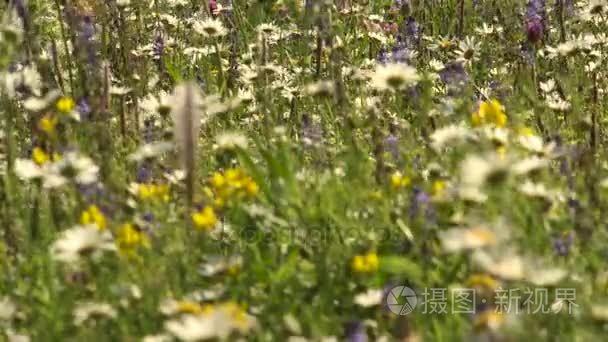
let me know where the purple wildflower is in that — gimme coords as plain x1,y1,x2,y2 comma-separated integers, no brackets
401,16,420,48
520,42,536,64
76,98,91,120
439,62,469,96
80,16,98,66
439,62,468,85
409,186,437,224
142,212,154,222
377,48,390,65
136,163,152,183
385,133,399,160
142,117,160,143
552,232,574,256
391,39,414,63
345,321,367,342
526,17,544,43
409,186,427,218
526,0,546,41
81,16,95,41
78,183,106,202
152,31,165,73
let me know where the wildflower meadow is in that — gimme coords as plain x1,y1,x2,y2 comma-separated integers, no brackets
1,0,608,340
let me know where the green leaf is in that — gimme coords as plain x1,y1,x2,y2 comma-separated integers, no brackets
379,256,422,280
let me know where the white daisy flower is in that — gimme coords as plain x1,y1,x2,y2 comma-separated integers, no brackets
257,23,279,35
193,18,228,38
525,267,567,286
439,225,504,253
430,124,473,151
539,79,556,93
164,304,257,341
370,63,420,92
73,302,117,325
354,289,384,308
50,224,116,264
303,80,335,97
199,255,243,277
139,91,172,115
472,250,525,281
14,159,43,180
52,151,100,186
128,142,173,162
511,156,549,175
455,36,481,66
22,89,61,112
459,153,510,188
215,132,248,151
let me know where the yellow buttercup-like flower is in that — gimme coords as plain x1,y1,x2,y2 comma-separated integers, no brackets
38,114,58,136
432,180,446,196
80,205,107,230
56,96,75,114
390,171,411,189
137,183,170,202
207,168,259,207
472,99,507,128
116,223,150,257
351,251,379,273
192,206,218,231
32,147,50,165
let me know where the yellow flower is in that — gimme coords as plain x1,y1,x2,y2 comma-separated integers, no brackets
192,206,218,231
213,197,226,210
56,96,75,114
116,223,149,256
32,147,50,165
137,183,170,201
472,99,507,128
390,171,411,189
224,168,242,184
138,184,152,200
440,38,453,49
245,181,259,197
208,168,259,204
38,115,57,135
80,205,107,230
351,251,379,273
155,184,170,201
432,180,446,196
211,172,226,189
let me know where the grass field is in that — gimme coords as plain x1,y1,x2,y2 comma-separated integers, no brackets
1,0,608,340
